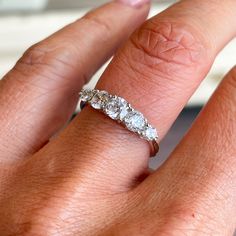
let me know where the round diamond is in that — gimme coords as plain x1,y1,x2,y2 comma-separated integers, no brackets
143,126,157,140
124,111,146,132
104,97,129,120
80,89,94,102
119,98,129,120
104,97,120,119
90,91,109,109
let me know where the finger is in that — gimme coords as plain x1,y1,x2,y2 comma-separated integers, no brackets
143,66,236,235
44,0,236,191
0,1,149,164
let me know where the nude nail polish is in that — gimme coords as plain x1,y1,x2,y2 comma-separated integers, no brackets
116,0,150,8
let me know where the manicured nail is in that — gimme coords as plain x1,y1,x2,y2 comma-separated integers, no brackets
116,0,150,8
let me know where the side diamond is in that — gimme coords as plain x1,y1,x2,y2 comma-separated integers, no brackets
104,97,120,120
119,98,129,120
124,111,146,132
90,90,109,109
104,97,129,120
79,89,95,102
143,126,157,141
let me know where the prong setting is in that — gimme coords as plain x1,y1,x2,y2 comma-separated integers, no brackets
79,89,159,144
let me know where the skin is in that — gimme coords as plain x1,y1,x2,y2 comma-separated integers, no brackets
0,0,236,235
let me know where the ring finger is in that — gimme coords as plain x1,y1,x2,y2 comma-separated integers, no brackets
41,0,236,191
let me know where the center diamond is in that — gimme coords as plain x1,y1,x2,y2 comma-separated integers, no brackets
104,97,128,120
124,111,146,132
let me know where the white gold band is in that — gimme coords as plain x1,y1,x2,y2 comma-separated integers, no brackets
79,89,159,157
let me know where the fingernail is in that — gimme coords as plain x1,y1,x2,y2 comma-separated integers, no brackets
116,0,150,8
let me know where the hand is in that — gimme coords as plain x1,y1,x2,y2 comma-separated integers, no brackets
0,0,236,235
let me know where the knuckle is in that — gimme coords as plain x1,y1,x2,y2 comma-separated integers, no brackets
151,202,223,236
19,43,53,68
17,41,79,75
13,42,78,86
130,20,208,77
18,42,74,74
81,12,112,37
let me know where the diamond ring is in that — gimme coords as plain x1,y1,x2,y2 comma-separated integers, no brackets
79,89,159,157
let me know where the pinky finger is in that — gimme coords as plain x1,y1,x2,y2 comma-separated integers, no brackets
147,66,236,235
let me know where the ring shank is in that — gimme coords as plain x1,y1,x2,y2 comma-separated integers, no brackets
149,140,159,157
80,89,160,158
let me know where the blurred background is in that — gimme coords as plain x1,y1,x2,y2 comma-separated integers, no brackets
0,0,236,168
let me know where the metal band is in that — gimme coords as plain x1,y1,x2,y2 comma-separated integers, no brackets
79,89,159,157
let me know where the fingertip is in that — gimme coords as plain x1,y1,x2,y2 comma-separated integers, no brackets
115,0,151,8
110,0,151,28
